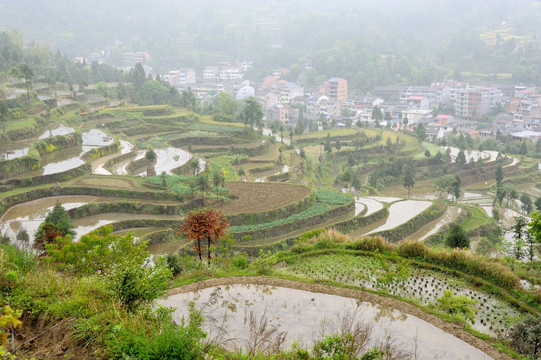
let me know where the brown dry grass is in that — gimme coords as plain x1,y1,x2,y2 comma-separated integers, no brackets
217,182,311,215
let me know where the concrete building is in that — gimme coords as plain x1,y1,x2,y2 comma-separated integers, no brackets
123,52,150,64
326,78,348,102
235,85,255,101
455,87,502,120
165,68,196,87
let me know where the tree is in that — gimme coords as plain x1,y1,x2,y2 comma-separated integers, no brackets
511,216,528,264
34,223,62,255
526,230,537,262
45,226,171,311
117,82,127,104
96,81,109,98
180,88,198,110
432,174,456,198
335,139,341,151
145,148,157,162
508,315,541,358
189,158,199,176
38,201,75,239
371,106,383,124
521,193,533,214
536,197,541,212
177,208,229,265
10,63,34,100
456,149,466,166
520,141,528,155
535,139,541,153
215,92,238,116
131,62,147,91
445,224,469,248
403,163,415,198
415,123,426,141
451,175,461,203
196,174,210,203
495,164,504,185
492,207,501,224
237,167,245,180
239,97,263,130
529,211,541,244
139,80,169,105
0,101,7,135
295,120,304,138
324,133,332,155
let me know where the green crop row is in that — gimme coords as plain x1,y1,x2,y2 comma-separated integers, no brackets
315,189,353,205
230,203,330,233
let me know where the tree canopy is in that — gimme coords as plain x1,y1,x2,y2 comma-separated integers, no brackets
445,224,469,249
239,97,263,129
177,208,229,264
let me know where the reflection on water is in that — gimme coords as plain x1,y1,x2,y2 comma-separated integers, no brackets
7,129,114,178
136,148,191,176
0,146,29,161
38,124,75,139
404,206,462,242
0,197,94,242
159,284,492,360
366,200,432,235
82,129,114,147
355,197,383,216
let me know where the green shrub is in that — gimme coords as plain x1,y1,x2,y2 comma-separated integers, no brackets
105,305,205,359
315,190,353,205
165,253,183,276
508,315,541,358
170,183,193,196
107,256,171,311
434,290,478,322
232,255,248,270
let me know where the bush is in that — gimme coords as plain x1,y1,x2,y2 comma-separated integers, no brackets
107,256,171,311
444,224,470,249
508,315,541,358
232,255,248,270
165,253,183,276
105,305,205,359
434,290,478,322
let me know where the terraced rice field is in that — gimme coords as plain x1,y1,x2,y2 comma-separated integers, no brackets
217,182,311,215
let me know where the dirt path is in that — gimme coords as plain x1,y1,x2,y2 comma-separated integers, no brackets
165,276,512,360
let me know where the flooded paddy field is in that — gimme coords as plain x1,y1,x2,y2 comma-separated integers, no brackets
0,195,182,243
159,283,493,360
404,206,462,242
280,254,522,337
365,200,432,235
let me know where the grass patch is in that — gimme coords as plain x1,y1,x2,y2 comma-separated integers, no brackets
461,206,493,232
5,117,37,131
199,115,247,129
297,128,358,140
414,141,446,159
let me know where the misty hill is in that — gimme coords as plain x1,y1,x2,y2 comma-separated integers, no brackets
1,0,541,88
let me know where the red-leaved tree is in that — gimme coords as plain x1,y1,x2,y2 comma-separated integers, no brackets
177,208,229,265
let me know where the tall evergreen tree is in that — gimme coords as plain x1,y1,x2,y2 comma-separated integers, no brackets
403,163,415,198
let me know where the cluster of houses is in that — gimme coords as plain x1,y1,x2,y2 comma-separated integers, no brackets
253,77,541,142
74,49,541,142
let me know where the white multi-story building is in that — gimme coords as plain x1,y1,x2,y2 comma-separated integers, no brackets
165,68,196,87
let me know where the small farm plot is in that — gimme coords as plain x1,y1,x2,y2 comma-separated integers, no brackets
279,253,522,336
218,182,311,215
